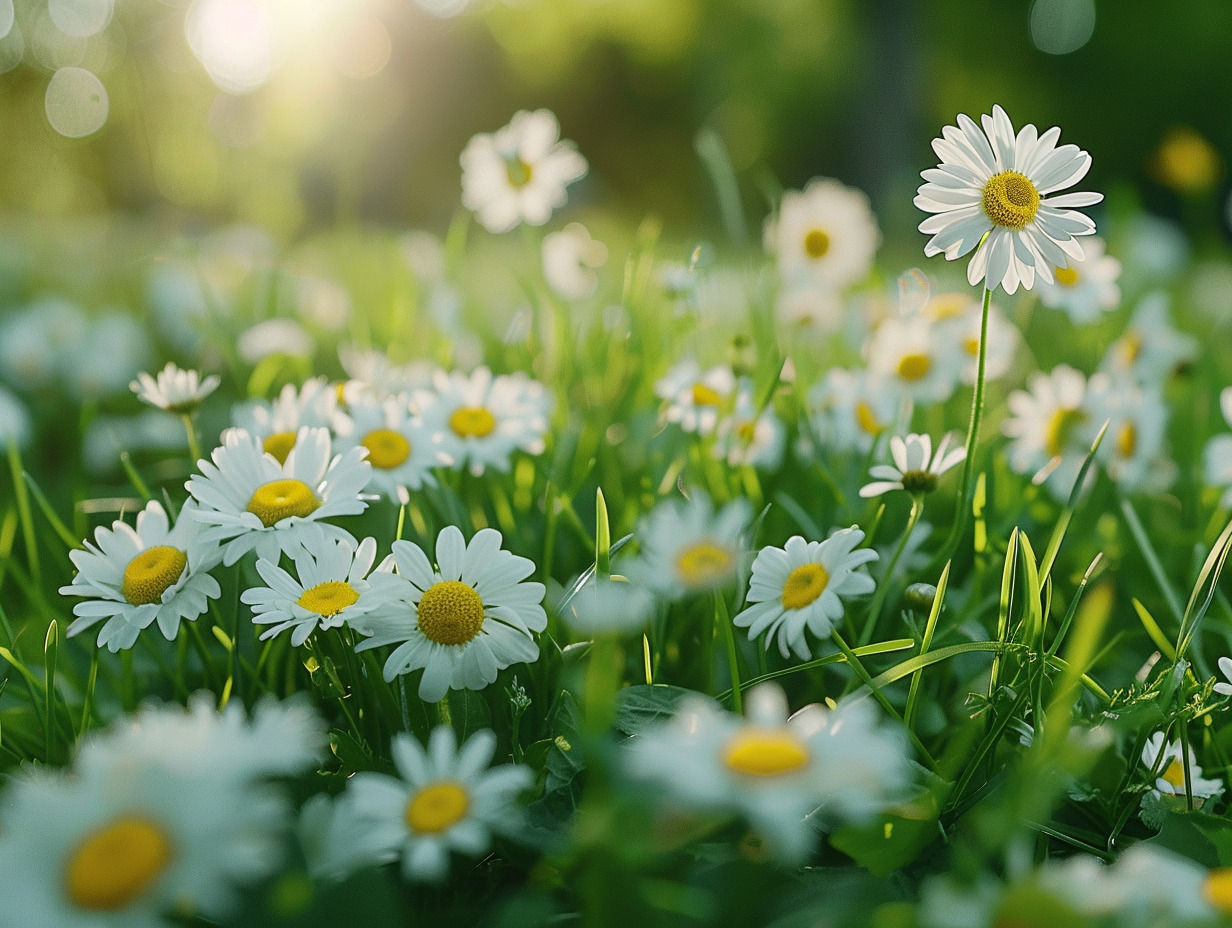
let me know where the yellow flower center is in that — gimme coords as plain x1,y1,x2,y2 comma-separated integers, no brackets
1117,423,1137,458
416,580,485,646
981,170,1040,230
1044,407,1088,458
780,562,830,610
121,546,187,606
505,156,534,188
405,781,470,834
1204,868,1232,914
64,817,173,912
1053,265,1080,287
297,580,359,617
361,428,411,470
803,228,831,259
263,431,297,465
855,400,884,436
1121,331,1143,365
896,353,932,381
1155,126,1222,195
676,541,734,588
721,728,811,777
1163,757,1187,789
246,479,321,527
691,383,722,407
736,421,757,444
927,293,969,321
449,406,497,439
963,336,980,357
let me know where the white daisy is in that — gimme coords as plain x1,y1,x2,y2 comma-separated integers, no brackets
806,368,905,455
1084,375,1172,493
859,433,966,499
1100,291,1198,385
338,347,440,402
1002,364,1095,500
734,530,878,660
625,683,912,861
355,526,547,702
1141,732,1224,804
1204,387,1232,508
318,726,533,882
229,376,339,465
542,222,607,300
0,384,33,449
420,367,552,476
916,104,1103,294
0,297,88,390
460,109,588,234
654,359,737,436
775,280,845,335
865,313,964,404
130,362,221,414
713,384,786,471
766,177,880,289
1035,235,1122,324
242,535,385,646
632,492,752,599
237,318,314,365
925,291,1018,385
60,500,223,652
559,575,656,637
332,393,446,501
185,426,371,566
1215,657,1232,697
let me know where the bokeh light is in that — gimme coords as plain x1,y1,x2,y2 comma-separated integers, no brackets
44,66,108,138
1029,0,1097,55
47,0,114,39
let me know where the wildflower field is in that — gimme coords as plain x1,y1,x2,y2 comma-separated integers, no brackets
4,1,1232,926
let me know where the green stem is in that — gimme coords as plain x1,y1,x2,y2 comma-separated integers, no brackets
715,592,743,714
181,413,202,465
859,496,923,646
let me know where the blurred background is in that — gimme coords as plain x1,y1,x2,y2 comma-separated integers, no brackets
0,0,1229,244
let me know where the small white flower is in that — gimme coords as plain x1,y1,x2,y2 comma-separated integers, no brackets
766,177,880,289
916,104,1103,294
0,384,33,449
237,318,314,365
1215,656,1232,697
332,393,446,500
1002,364,1095,500
632,492,751,599
542,222,607,300
734,530,878,660
338,347,439,401
294,275,352,332
1084,375,1172,493
713,383,786,471
230,377,340,465
654,359,737,436
355,526,547,702
859,433,966,499
0,297,88,390
460,109,588,234
1141,732,1224,803
924,292,1019,385
186,426,371,566
806,368,905,456
131,362,221,413
67,313,153,400
242,536,385,646
60,500,223,652
865,313,964,404
559,576,655,636
775,280,845,335
1100,291,1197,385
1035,235,1122,324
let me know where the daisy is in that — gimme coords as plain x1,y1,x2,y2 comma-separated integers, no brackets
0,384,32,449
338,346,439,401
1035,235,1122,324
733,529,878,660
420,367,552,475
460,109,588,234
1002,364,1094,500
625,684,912,861
1100,291,1198,385
559,575,655,636
865,313,964,404
242,535,385,646
915,104,1103,294
1084,375,1172,493
713,384,786,471
765,177,880,289
60,500,223,652
806,368,905,455
654,359,737,436
1214,657,1232,696
185,426,371,566
0,297,88,390
237,318,314,365
632,492,752,599
131,362,221,414
317,726,533,882
230,376,339,465
775,280,845,335
354,526,547,702
1204,388,1232,508
332,393,446,501
1141,732,1223,805
859,433,966,498
542,222,607,300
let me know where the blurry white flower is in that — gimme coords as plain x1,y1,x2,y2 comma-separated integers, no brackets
131,362,220,413
766,177,880,289
655,359,736,436
0,297,87,389
859,433,966,498
1119,212,1189,288
1101,291,1197,384
1035,235,1122,324
775,280,844,335
338,346,439,400
237,318,314,365
806,367,904,456
632,492,751,599
865,313,963,404
714,385,786,471
1215,657,1232,696
1204,388,1232,508
460,109,587,234
1141,731,1223,803
0,384,32,448
146,260,213,352
294,275,352,332
1084,375,1172,493
66,313,152,400
560,576,654,636
229,376,339,465
542,222,607,300
1003,364,1094,500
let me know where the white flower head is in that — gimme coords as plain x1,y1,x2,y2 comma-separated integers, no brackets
1084,375,1171,493
229,376,340,465
775,280,845,335
560,576,655,636
1215,656,1232,697
0,384,33,449
806,368,905,456
734,530,878,660
1035,235,1122,324
356,526,547,702
461,109,588,234
237,318,314,365
632,492,752,599
924,291,1019,385
1141,732,1224,803
332,393,447,501
60,500,223,652
185,426,371,566
654,359,737,437
714,386,786,471
766,177,880,289
916,104,1103,294
542,222,607,300
1101,290,1198,385
131,362,221,413
1002,364,1095,500
865,313,963,404
860,433,966,499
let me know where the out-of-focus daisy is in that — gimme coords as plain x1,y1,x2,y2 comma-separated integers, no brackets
734,529,877,660
1084,375,1172,493
806,368,905,455
951,300,1019,385
294,275,352,332
559,576,655,636
319,727,532,882
1204,388,1232,509
775,280,844,335
766,177,880,289
147,261,213,353
60,500,222,652
237,318,314,365
1035,235,1122,324
632,492,752,599
713,385,786,471
356,526,547,702
1141,732,1224,805
460,109,588,234
859,433,966,498
625,684,912,861
67,312,152,400
131,362,221,414
654,359,736,436
421,367,552,476
0,384,33,449
865,314,963,404
242,536,384,646
0,297,88,389
230,377,339,465
916,104,1102,294
542,222,607,300
1101,291,1198,384
1003,365,1094,499
186,426,371,566
339,347,439,402
333,393,446,501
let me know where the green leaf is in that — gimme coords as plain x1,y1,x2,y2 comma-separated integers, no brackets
613,684,692,735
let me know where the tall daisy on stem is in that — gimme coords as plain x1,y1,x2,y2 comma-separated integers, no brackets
915,105,1102,557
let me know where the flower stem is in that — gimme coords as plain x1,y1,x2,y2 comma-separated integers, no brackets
181,412,202,465
715,591,743,713
859,495,923,646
